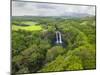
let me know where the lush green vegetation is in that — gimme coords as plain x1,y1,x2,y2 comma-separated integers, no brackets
12,25,42,31
12,16,96,74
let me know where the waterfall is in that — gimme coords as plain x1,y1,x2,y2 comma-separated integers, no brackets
59,32,62,44
56,31,58,44
56,31,62,44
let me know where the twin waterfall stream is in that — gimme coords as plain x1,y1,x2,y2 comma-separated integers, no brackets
55,31,63,44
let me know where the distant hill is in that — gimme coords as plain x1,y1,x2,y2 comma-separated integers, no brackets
12,12,95,20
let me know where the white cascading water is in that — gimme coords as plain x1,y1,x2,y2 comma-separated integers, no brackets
59,31,62,44
56,31,59,44
56,31,62,44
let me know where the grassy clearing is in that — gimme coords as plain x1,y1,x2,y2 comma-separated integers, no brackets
12,25,42,31
21,21,37,25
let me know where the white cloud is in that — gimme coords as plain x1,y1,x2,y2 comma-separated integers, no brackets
12,1,95,16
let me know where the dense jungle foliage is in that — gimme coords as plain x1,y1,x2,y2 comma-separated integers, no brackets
12,16,96,74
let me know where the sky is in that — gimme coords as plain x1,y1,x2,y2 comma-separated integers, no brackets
12,1,95,16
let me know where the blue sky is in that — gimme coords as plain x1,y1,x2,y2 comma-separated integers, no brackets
12,1,95,16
